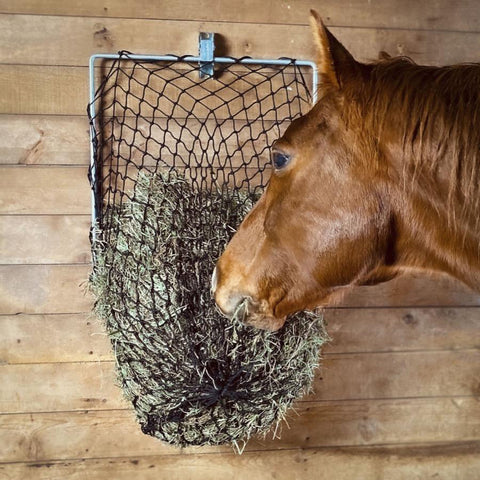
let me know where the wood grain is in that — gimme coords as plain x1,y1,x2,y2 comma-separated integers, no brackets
0,15,310,66
1,397,479,462
0,65,309,119
0,265,92,314
0,115,90,165
341,274,480,308
3,308,479,364
2,350,478,414
0,215,91,264
0,166,265,215
2,264,480,315
94,114,291,170
311,350,480,401
2,3,480,478
1,0,480,32
0,115,279,167
324,307,480,353
1,25,478,117
94,67,310,121
2,14,480,69
2,441,479,480
0,167,90,214
0,65,87,115
0,313,110,364
0,362,126,414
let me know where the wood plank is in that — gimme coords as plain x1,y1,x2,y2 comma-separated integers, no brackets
0,115,280,167
326,307,480,352
0,115,90,165
340,274,480,308
311,350,480,401
0,362,126,414
0,64,311,118
0,314,110,364
2,18,479,118
2,441,479,480
0,65,87,115
0,114,276,168
0,215,91,264
3,308,480,365
93,113,296,170
0,166,264,215
0,167,90,214
2,15,480,69
2,0,479,32
1,398,479,462
2,350,478,414
0,265,92,314
94,67,310,123
0,15,311,66
2,264,480,316
1,5,478,479
324,307,480,354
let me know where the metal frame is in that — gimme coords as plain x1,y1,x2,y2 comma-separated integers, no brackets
88,52,318,235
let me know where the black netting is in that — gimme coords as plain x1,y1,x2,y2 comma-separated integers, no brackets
88,51,326,449
89,52,312,224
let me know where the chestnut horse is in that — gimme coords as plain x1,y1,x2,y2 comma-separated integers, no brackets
213,11,480,331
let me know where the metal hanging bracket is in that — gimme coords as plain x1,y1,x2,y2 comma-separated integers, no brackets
199,32,215,78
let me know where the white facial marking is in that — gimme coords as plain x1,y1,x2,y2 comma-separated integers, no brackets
211,266,218,295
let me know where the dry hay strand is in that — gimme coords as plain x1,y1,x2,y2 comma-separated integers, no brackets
90,171,327,450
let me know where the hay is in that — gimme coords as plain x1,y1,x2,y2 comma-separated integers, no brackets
90,171,327,450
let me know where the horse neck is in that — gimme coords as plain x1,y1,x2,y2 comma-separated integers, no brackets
390,152,480,289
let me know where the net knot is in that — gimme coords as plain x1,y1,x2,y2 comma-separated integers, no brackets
194,359,249,407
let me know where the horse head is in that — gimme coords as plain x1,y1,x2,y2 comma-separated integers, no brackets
213,11,480,330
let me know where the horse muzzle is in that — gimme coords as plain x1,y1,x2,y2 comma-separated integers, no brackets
212,267,286,331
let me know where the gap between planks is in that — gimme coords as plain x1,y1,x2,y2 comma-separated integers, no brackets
1,439,479,464
2,0,480,33
4,347,480,366
0,394,478,417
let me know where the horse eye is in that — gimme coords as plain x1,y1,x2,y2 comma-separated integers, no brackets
272,151,291,170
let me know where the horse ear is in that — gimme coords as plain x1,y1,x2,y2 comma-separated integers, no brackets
310,10,358,90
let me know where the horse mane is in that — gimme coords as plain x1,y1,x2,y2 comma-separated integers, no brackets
349,57,480,225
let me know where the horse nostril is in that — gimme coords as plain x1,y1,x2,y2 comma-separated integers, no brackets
215,291,249,320
211,265,252,320
231,296,249,322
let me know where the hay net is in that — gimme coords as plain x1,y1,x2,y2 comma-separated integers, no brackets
88,51,325,448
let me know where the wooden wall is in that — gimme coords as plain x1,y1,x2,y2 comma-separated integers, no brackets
1,1,480,478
